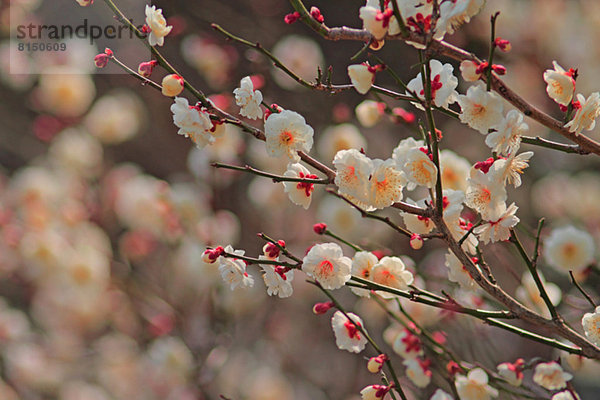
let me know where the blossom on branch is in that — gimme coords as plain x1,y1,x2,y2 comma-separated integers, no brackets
370,256,413,298
302,243,352,290
474,202,519,244
331,311,368,353
533,361,572,390
260,256,294,298
406,59,458,109
455,368,498,400
564,92,600,135
217,245,254,290
582,306,600,346
145,5,173,47
486,110,528,155
264,109,314,162
457,85,504,134
233,76,263,120
282,163,317,209
543,61,576,106
351,251,378,297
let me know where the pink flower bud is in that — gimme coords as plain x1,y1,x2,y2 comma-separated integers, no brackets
367,354,388,373
447,360,460,376
138,60,158,78
494,37,511,52
161,74,184,97
94,53,110,68
492,64,507,75
312,301,334,314
263,242,282,259
284,11,301,24
313,223,327,235
310,6,324,23
410,233,423,250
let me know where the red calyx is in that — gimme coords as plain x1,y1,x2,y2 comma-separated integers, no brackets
284,11,301,24
310,6,324,23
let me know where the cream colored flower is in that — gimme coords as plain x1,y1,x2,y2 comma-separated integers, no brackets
282,163,317,210
370,256,413,298
331,311,368,353
356,100,383,127
351,251,379,297
438,0,485,36
260,256,294,298
359,0,388,40
455,368,498,400
486,110,528,155
445,251,477,290
516,273,562,319
543,61,575,106
497,362,523,387
145,5,173,46
474,203,519,244
430,389,453,400
406,59,458,109
318,123,367,161
302,243,352,290
402,198,434,235
533,362,572,390
218,245,254,290
401,149,438,189
348,64,375,94
391,136,426,190
465,168,507,221
565,92,600,135
366,158,406,209
543,226,595,274
333,148,373,205
233,76,263,120
460,60,481,82
264,110,314,162
457,85,504,134
581,305,600,346
490,151,533,188
170,97,216,148
440,149,471,191
403,358,431,388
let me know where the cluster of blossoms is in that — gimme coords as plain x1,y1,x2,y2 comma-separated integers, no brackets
13,0,600,399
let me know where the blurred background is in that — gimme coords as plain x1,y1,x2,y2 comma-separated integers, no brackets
0,0,599,399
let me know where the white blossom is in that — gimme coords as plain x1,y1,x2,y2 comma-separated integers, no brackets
350,251,379,297
465,168,507,221
264,109,314,162
348,64,375,94
145,5,173,46
581,305,600,346
486,110,528,155
260,256,294,298
302,243,352,289
218,245,254,290
455,368,498,400
533,362,572,390
565,92,600,135
457,85,504,134
543,61,575,106
406,59,458,109
474,203,519,244
543,226,595,274
331,311,368,353
365,158,406,209
370,256,413,298
233,76,263,120
282,163,316,210
515,272,562,319
403,358,431,388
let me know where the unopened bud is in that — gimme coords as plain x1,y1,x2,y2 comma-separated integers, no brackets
492,64,506,75
369,39,385,51
202,246,224,264
367,354,388,373
310,7,324,23
138,60,158,78
161,74,185,97
446,360,460,376
76,0,94,6
460,60,481,82
494,37,511,52
312,301,334,314
313,223,327,235
94,53,110,68
263,242,282,259
284,11,301,24
410,233,423,250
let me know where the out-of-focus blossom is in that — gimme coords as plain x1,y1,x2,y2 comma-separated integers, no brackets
392,328,423,359
404,358,431,388
430,389,453,400
455,368,498,400
460,60,481,82
331,311,368,353
440,149,470,192
84,90,144,144
355,100,383,127
48,128,103,178
516,273,562,319
181,36,234,89
445,251,477,291
36,68,95,117
318,123,367,161
543,226,595,274
271,35,324,90
533,361,572,390
497,359,524,387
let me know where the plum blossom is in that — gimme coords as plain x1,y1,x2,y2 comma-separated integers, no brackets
402,199,434,235
406,59,459,109
333,149,373,206
497,359,524,387
392,328,423,359
351,251,379,297
282,163,317,210
445,251,477,290
565,92,600,135
366,159,406,209
474,203,519,244
360,384,392,400
356,100,383,127
465,168,507,221
404,358,431,388
490,151,533,188
438,0,485,36
486,110,528,155
370,256,413,298
543,226,595,274
260,256,294,298
430,389,453,400
440,149,470,191
331,311,368,353
552,392,580,400
264,109,314,162
161,74,184,97
217,245,254,290
318,123,367,161
533,362,572,390
460,60,481,82
543,61,575,106
170,97,217,148
516,272,562,319
457,85,504,134
401,148,438,189
302,243,352,289
582,306,600,346
348,64,375,94
233,76,263,120
359,0,389,40
145,5,173,46
455,368,498,400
